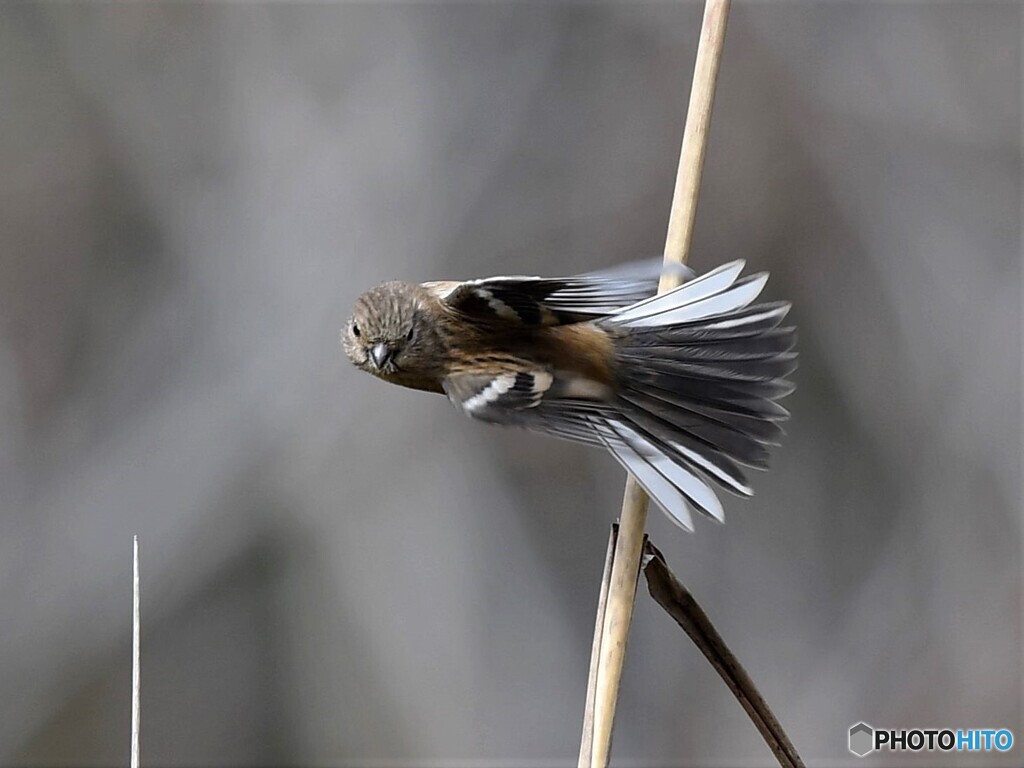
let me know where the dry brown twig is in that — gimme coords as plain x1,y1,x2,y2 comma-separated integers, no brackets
578,1,803,766
642,542,805,768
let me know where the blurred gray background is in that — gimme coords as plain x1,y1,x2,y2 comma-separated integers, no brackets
0,2,1020,766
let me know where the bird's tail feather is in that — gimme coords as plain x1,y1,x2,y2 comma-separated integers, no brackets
597,261,796,530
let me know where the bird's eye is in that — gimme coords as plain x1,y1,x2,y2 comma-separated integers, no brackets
352,322,361,338
406,327,415,342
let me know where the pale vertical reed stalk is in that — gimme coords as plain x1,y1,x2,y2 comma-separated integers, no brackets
131,536,140,768
582,2,731,766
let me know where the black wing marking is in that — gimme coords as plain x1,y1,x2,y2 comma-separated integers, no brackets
434,259,693,327
444,370,555,422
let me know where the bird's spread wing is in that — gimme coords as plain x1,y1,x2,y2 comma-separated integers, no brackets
442,367,716,531
426,259,693,327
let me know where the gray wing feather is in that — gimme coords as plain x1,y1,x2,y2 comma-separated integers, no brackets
444,373,721,529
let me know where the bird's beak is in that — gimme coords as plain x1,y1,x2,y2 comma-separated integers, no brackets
370,342,394,370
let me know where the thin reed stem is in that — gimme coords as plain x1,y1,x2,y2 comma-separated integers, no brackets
131,535,140,768
582,2,731,766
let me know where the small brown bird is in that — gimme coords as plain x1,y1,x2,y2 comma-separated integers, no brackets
342,260,795,530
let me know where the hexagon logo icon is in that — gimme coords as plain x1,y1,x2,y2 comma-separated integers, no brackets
849,722,875,758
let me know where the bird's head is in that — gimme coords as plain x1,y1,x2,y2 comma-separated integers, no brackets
342,282,445,387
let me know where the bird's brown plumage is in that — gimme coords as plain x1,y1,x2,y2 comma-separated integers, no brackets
342,261,796,531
